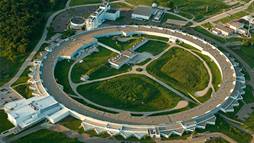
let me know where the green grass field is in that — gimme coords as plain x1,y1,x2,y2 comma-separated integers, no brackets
11,67,33,99
162,13,186,23
142,34,169,42
71,46,130,83
197,116,252,143
147,47,209,95
0,111,14,133
193,26,226,43
54,59,75,95
205,137,229,143
111,2,134,9
244,112,254,132
14,129,82,143
243,85,254,103
59,116,83,133
77,74,182,112
136,40,168,55
0,55,28,87
98,36,144,51
233,46,254,68
192,51,222,91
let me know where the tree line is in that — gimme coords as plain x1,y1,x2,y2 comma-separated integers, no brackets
0,0,64,61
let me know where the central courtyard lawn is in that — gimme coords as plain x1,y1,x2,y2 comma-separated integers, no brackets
136,40,168,55
77,74,182,112
14,129,82,143
192,51,222,91
0,110,14,133
54,59,75,95
97,36,144,51
71,46,130,83
147,47,209,95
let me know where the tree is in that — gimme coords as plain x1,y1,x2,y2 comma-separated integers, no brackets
167,1,175,10
0,0,50,60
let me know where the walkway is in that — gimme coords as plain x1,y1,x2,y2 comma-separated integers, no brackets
97,42,121,54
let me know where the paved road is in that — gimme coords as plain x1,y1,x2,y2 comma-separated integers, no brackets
192,0,254,27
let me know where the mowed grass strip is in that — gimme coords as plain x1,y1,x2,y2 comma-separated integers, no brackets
71,46,119,83
147,47,209,95
98,36,144,51
14,129,82,143
77,74,182,112
233,46,254,68
0,111,14,132
54,59,75,95
136,40,168,55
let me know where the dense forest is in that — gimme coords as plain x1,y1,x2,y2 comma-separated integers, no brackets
0,0,65,61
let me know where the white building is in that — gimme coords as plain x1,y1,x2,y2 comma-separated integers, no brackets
4,96,69,129
241,15,254,25
86,2,120,30
108,50,137,69
212,24,234,36
227,21,247,36
131,6,154,20
70,16,86,30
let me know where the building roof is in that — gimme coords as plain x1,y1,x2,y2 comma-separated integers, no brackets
228,21,242,28
4,96,61,128
60,37,97,58
70,17,85,24
132,6,153,17
107,9,118,14
215,24,234,33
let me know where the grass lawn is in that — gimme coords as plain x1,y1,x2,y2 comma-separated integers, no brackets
205,137,229,143
233,46,254,68
97,36,145,51
197,116,252,143
14,129,82,143
111,2,134,9
59,116,83,133
243,85,254,103
244,112,254,132
162,13,186,23
54,59,75,95
216,11,249,24
13,84,33,99
136,40,168,55
77,74,182,112
11,67,33,99
193,26,226,43
196,87,212,103
0,55,28,87
71,46,129,83
147,47,209,95
192,51,222,91
142,34,169,42
0,110,14,133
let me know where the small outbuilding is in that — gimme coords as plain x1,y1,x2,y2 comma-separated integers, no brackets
131,6,153,20
70,16,86,30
